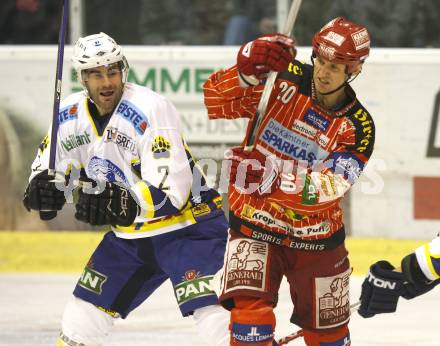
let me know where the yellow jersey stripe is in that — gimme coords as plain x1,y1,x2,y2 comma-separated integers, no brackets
424,244,440,279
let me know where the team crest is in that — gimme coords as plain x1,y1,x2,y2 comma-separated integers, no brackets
152,136,171,159
87,156,128,184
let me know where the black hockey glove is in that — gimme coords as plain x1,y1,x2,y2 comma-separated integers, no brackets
75,178,140,227
23,170,66,220
358,260,406,318
400,253,440,299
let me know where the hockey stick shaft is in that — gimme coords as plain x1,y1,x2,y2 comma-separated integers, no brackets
277,301,361,345
40,0,68,220
244,0,302,150
48,0,69,175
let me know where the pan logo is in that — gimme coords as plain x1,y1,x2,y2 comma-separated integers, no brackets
427,89,440,157
174,275,215,305
78,266,107,294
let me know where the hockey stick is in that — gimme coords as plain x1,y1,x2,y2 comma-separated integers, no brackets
40,0,69,221
48,0,69,175
277,301,361,345
244,0,302,150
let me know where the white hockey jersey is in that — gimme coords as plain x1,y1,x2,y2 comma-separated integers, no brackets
415,237,440,281
30,82,222,238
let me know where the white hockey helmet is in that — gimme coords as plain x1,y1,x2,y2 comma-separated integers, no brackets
72,32,129,85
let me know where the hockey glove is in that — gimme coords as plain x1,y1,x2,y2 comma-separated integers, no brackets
237,33,296,85
226,146,280,197
75,177,140,227
23,170,66,220
358,260,408,318
400,252,440,299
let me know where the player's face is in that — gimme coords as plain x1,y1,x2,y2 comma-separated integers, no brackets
83,63,124,115
313,56,347,94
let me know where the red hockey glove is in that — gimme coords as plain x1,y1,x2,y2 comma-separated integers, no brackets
237,34,296,82
226,147,280,197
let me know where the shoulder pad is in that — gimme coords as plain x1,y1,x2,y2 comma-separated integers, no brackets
278,60,312,96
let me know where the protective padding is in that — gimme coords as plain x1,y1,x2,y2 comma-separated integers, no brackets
302,325,350,346
193,304,230,346
60,296,115,346
230,297,275,345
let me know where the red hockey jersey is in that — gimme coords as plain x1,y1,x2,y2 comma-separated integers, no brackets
204,61,374,247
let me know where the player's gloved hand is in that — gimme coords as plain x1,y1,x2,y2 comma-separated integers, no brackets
237,33,296,85
400,252,440,299
23,169,66,220
401,278,440,299
358,260,408,318
225,146,280,197
75,177,140,226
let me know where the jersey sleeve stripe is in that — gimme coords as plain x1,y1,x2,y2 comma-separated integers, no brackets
132,180,155,219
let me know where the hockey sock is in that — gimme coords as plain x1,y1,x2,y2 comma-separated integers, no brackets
303,325,350,346
230,297,276,346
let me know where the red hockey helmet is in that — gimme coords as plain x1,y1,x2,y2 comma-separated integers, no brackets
312,17,370,74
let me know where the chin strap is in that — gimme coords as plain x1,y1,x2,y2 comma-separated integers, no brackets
315,80,347,96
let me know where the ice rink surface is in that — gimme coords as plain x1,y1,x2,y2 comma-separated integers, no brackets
0,274,437,346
